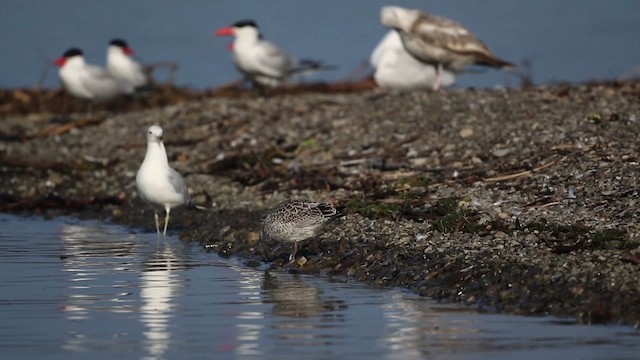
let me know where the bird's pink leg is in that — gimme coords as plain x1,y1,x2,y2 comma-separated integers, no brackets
432,63,443,91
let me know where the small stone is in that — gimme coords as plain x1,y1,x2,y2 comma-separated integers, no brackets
459,127,474,138
492,147,511,157
244,259,261,268
246,231,260,244
296,256,308,266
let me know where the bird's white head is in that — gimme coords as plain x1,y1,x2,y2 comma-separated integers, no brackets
380,6,418,32
146,125,163,143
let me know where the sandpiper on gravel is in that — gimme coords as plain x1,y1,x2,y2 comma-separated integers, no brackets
136,125,190,236
261,199,345,263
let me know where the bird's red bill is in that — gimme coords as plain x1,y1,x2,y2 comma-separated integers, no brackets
215,27,234,36
54,57,66,67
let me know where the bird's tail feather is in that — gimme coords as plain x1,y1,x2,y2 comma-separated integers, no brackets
318,203,347,220
476,54,515,70
291,59,338,76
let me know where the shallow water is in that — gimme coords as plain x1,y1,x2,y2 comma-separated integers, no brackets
0,213,638,359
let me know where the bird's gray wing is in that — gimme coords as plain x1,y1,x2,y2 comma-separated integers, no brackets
85,64,115,79
168,167,190,202
256,41,297,77
82,64,133,98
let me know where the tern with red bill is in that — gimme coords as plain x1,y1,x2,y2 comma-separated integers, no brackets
215,20,333,88
380,6,513,90
54,48,133,103
107,38,148,90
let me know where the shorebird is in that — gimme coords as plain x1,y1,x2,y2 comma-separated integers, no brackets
379,6,513,90
215,20,332,88
54,47,133,102
106,38,149,91
136,125,190,236
371,30,455,90
260,199,344,263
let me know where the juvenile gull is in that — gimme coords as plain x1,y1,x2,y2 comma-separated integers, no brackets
136,125,190,236
54,48,133,102
215,20,333,88
106,38,149,91
370,30,455,90
380,6,513,90
261,200,344,263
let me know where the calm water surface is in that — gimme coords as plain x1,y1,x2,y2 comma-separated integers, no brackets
0,213,638,359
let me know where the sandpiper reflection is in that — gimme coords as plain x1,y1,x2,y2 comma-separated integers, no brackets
263,271,339,318
262,271,347,349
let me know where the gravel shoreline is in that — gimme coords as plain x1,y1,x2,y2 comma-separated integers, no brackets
2,82,639,327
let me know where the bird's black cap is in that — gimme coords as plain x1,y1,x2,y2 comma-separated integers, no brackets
109,38,128,48
232,20,258,28
62,48,83,57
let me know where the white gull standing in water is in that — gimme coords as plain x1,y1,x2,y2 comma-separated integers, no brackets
261,199,344,263
379,6,513,90
136,125,190,236
370,30,455,90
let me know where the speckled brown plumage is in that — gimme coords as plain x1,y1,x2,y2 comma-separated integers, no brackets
261,199,344,263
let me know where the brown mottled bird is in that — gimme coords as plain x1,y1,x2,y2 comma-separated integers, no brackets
260,200,344,263
380,6,514,90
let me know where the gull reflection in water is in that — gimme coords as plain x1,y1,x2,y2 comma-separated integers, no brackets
139,240,188,360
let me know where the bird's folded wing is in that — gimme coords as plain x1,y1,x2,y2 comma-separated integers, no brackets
168,167,190,199
256,41,296,77
412,14,491,56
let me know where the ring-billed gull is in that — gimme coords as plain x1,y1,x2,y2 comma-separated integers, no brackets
380,6,513,90
136,125,190,236
261,199,345,263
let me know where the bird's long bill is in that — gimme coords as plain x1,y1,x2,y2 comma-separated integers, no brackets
215,27,234,36
124,47,134,55
54,57,66,67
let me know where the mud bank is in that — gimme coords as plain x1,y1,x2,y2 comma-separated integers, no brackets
1,82,639,327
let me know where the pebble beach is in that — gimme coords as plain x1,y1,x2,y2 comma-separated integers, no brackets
1,82,639,327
